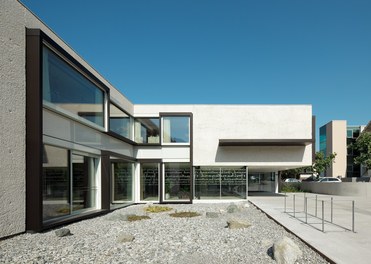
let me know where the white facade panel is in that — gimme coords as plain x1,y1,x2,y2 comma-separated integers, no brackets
135,146,190,160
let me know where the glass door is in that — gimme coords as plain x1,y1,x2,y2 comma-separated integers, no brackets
162,162,191,202
140,162,160,202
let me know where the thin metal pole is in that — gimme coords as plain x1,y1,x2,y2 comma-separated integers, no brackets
331,197,333,223
304,193,306,212
305,197,308,223
293,194,296,218
352,200,355,232
315,195,318,217
284,193,287,213
322,200,325,232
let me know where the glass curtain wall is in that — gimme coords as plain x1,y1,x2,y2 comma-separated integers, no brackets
42,145,99,221
140,163,160,201
111,160,134,205
194,167,246,200
164,163,191,201
42,46,105,127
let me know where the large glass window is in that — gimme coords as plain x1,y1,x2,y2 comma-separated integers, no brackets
111,160,134,204
42,145,70,221
164,163,191,201
42,145,99,221
42,46,105,127
110,103,132,139
135,118,160,144
162,116,190,144
140,163,160,201
248,173,275,193
194,167,246,200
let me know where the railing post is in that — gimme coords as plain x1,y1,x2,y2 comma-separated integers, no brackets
305,197,308,223
293,194,296,218
322,200,325,232
315,195,318,217
284,193,287,213
331,197,333,223
352,200,355,232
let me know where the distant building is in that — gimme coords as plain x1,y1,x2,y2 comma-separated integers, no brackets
320,120,367,178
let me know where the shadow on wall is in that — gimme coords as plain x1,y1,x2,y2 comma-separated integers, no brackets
215,146,306,163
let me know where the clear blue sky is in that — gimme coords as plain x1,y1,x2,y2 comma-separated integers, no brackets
21,0,371,147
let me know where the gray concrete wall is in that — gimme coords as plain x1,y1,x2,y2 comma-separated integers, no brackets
301,182,371,197
0,0,27,238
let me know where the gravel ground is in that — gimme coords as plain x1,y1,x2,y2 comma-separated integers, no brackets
0,202,329,264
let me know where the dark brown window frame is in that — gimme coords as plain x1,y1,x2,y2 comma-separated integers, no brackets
26,28,113,232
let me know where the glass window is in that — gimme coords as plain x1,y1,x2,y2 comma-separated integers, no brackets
42,145,70,221
347,129,353,138
110,104,132,139
162,116,190,143
43,46,105,127
140,163,160,201
135,118,160,144
72,154,98,212
164,163,191,201
111,160,133,204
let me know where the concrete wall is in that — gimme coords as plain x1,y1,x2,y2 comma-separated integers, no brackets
326,121,347,178
301,182,371,197
0,0,134,238
135,104,313,171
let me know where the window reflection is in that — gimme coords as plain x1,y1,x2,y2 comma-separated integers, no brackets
43,46,105,127
135,118,160,143
110,104,132,139
163,116,190,143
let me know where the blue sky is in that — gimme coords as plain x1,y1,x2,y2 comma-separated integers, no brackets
21,0,371,145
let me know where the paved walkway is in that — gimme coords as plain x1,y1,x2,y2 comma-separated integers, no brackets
249,193,371,264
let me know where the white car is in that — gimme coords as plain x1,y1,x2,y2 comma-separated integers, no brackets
284,178,301,183
318,177,341,183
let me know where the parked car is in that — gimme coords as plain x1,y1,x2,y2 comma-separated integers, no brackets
284,178,301,183
302,175,318,182
318,177,341,183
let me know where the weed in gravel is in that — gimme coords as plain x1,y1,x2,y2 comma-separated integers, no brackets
127,215,151,222
144,205,173,213
169,211,201,218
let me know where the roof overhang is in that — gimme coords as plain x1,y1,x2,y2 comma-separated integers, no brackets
219,139,313,147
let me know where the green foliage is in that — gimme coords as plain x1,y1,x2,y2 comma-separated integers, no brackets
352,132,371,170
144,205,173,213
127,215,151,222
312,151,337,176
281,183,302,192
281,166,311,179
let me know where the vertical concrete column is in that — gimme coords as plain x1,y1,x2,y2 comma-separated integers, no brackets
275,171,279,193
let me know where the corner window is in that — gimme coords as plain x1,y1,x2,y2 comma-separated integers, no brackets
42,46,105,128
134,118,160,144
111,159,134,206
109,103,133,139
162,116,190,144
42,145,99,222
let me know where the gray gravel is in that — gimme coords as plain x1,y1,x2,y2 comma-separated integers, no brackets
0,202,329,264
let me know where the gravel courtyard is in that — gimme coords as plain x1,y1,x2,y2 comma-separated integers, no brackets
0,202,329,264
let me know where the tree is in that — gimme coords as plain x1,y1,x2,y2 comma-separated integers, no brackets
312,152,337,177
352,132,371,171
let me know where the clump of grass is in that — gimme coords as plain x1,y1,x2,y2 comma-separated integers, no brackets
127,215,151,222
144,205,173,213
169,211,201,218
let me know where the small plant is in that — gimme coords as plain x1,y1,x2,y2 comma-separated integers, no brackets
281,183,302,192
169,211,201,218
127,215,151,222
144,205,173,213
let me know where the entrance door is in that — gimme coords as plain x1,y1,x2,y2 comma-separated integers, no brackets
139,162,160,202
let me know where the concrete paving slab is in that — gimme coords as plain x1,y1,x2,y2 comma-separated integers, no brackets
249,193,371,264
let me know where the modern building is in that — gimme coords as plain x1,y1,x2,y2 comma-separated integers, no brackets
0,0,314,238
319,120,366,178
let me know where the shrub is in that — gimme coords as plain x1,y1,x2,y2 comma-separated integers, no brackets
281,182,302,192
144,205,173,213
169,211,201,218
